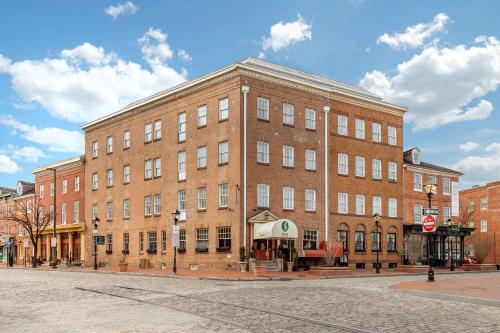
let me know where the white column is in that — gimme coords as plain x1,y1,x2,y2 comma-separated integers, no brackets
242,84,250,253
323,105,330,241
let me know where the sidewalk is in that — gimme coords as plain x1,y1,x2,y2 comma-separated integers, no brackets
2,263,496,281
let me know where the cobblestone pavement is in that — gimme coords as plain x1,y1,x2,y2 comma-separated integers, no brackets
1,269,499,333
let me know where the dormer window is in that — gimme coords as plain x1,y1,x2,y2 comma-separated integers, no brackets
412,148,421,165
17,183,23,196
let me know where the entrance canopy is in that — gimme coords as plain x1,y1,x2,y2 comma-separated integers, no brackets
253,219,298,240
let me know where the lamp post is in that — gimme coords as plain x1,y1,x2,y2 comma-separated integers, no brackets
171,209,180,275
446,218,455,272
93,217,100,270
423,182,438,282
47,167,57,269
373,213,381,273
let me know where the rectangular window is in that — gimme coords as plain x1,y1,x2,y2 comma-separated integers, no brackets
107,136,113,154
92,173,98,190
123,233,129,252
414,173,422,191
305,149,316,170
123,165,130,184
414,204,423,223
92,203,97,220
283,187,294,210
74,201,79,223
338,153,348,175
303,229,318,250
178,112,186,142
197,187,206,210
107,169,113,187
257,97,269,120
282,103,294,125
257,184,270,208
139,232,144,252
372,159,382,179
123,199,130,218
74,176,80,191
198,105,207,127
388,126,397,145
388,162,397,181
219,184,228,208
161,230,167,252
355,119,365,139
338,192,348,214
106,201,113,220
480,219,488,232
355,156,365,177
144,195,151,216
443,207,451,223
178,151,186,181
305,108,316,130
123,130,130,149
217,227,231,251
196,228,209,250
219,97,229,121
218,141,229,165
154,120,161,140
62,179,67,194
50,182,54,196
179,229,186,250
144,123,152,143
144,160,152,179
257,141,269,164
153,194,161,215
355,195,365,215
283,145,294,167
305,189,316,212
197,146,207,168
337,115,348,136
372,232,381,252
40,184,44,198
61,203,67,224
467,198,475,212
480,197,488,209
373,196,382,215
92,141,98,158
372,123,381,142
107,234,113,253
178,190,186,212
388,198,397,217
388,233,396,252
428,175,437,185
148,232,157,252
442,178,451,195
154,158,161,177
355,231,365,252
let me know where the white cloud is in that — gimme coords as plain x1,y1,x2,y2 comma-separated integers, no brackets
5,145,47,163
360,36,500,131
104,1,138,20
177,49,192,62
377,13,450,50
260,15,312,58
0,155,21,174
0,116,84,154
0,28,187,123
459,141,480,153
455,142,500,185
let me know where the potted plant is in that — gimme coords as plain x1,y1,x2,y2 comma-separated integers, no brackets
239,246,248,272
118,257,128,272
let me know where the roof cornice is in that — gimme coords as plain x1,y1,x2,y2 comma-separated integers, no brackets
403,163,463,177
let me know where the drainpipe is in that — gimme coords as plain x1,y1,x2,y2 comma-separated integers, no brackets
323,105,330,241
242,84,250,255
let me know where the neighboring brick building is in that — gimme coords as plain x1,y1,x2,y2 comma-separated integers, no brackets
33,156,86,263
402,148,473,267
80,58,407,271
460,181,500,265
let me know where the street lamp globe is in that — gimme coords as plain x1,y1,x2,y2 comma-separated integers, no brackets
423,183,438,195
171,209,180,221
372,213,381,223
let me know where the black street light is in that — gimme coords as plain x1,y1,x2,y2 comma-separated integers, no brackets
171,209,180,275
424,181,438,282
93,217,100,270
447,218,455,272
373,213,381,274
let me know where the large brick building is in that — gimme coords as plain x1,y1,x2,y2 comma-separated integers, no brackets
80,58,407,270
460,181,500,265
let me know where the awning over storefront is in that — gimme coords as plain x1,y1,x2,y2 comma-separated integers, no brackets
253,219,298,240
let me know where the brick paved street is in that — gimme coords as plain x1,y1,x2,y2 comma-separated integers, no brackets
1,268,499,332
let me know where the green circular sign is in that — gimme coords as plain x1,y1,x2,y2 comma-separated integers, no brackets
281,220,289,232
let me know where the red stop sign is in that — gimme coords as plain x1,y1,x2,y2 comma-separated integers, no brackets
423,215,436,232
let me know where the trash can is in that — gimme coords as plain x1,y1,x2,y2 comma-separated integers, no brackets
139,258,147,269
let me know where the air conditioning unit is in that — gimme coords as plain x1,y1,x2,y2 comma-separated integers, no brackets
179,210,187,221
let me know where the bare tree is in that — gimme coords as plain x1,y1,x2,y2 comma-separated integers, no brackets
8,197,54,267
406,233,423,265
455,202,473,227
470,233,493,264
323,239,343,267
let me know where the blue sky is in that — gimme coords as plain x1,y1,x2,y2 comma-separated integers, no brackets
0,1,499,188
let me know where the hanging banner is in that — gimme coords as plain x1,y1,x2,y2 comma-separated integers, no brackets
172,225,180,247
451,181,459,216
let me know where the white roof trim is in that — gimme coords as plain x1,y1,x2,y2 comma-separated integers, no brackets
32,156,83,174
